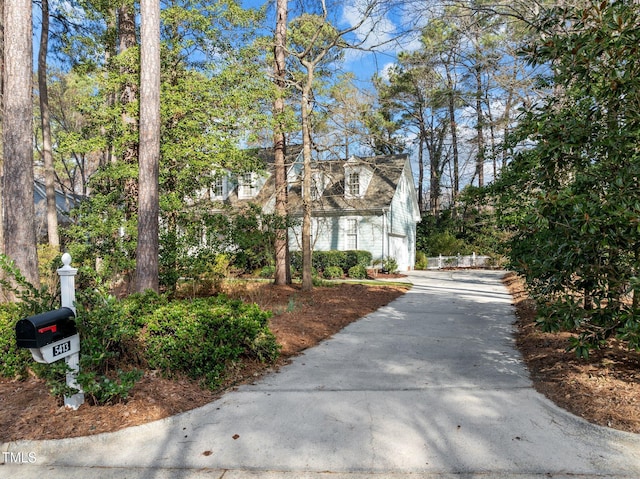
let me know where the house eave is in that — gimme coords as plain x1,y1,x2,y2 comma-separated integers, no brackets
289,207,386,218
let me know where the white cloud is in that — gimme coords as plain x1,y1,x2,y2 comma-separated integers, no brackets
341,0,397,52
379,62,397,82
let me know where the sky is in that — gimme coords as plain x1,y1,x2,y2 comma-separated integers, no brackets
36,0,421,89
242,0,425,84
339,0,423,80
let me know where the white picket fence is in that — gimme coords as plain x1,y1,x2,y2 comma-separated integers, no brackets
426,253,491,270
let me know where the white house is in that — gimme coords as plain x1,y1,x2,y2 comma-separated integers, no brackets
216,148,421,271
33,179,83,241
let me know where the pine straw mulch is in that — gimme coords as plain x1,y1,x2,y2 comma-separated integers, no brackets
505,272,640,433
0,280,409,443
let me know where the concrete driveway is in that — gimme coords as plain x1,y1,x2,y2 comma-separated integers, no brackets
2,269,640,478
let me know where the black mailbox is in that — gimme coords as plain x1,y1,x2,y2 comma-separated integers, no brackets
15,307,77,349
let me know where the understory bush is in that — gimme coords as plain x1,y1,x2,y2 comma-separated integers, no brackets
0,254,57,378
323,266,344,279
348,264,367,279
0,256,280,403
0,303,33,378
382,257,399,274
415,251,428,270
140,295,279,389
259,265,275,278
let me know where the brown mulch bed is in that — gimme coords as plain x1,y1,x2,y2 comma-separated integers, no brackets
0,281,408,443
505,272,640,433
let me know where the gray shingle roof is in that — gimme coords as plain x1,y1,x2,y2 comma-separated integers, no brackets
287,154,409,215
220,148,410,216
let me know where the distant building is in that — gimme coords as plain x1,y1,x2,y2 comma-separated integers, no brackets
216,148,421,271
33,180,83,240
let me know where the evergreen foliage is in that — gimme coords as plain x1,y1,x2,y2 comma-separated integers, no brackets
290,250,372,277
494,1,640,357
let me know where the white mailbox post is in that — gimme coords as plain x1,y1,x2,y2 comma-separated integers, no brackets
57,253,84,410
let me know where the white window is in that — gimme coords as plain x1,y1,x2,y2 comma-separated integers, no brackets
348,172,360,197
346,218,358,250
211,176,224,199
238,172,256,199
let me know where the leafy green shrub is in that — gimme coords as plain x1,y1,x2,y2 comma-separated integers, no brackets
185,254,233,297
323,266,343,279
76,368,143,404
37,244,63,298
290,250,372,276
349,250,372,269
415,251,428,270
259,265,275,278
289,251,302,272
313,251,346,271
0,251,281,403
348,264,367,279
67,290,156,404
140,296,279,389
290,265,318,279
0,303,32,378
0,254,58,379
422,231,470,256
382,257,399,274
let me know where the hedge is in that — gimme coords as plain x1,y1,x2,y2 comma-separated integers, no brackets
290,250,372,275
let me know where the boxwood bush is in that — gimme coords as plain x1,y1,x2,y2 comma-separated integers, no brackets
0,279,280,402
0,253,58,379
290,250,372,276
348,264,368,279
323,266,344,279
0,303,33,378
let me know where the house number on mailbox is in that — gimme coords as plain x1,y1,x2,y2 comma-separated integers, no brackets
53,341,71,357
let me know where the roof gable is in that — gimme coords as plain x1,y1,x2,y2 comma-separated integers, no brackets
286,153,410,214
216,149,417,217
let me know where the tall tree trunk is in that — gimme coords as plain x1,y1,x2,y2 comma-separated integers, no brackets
118,4,138,221
446,65,459,203
484,88,497,182
3,0,39,286
118,3,137,127
301,67,314,292
474,65,485,188
0,0,5,254
273,0,291,285
136,0,160,293
501,63,517,171
417,134,424,213
428,127,440,215
38,0,59,249
102,9,117,167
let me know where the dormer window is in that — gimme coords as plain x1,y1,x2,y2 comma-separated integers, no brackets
211,176,225,199
238,172,256,199
348,172,360,197
344,157,372,199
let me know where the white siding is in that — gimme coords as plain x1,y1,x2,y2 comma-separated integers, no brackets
287,159,420,271
387,166,419,270
289,214,384,267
